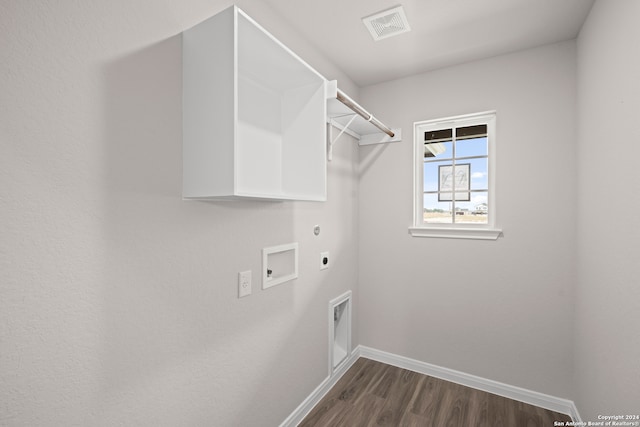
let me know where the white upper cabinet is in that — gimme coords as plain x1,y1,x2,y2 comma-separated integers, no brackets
183,6,327,201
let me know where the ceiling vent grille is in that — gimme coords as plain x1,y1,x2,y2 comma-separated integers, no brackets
362,5,411,41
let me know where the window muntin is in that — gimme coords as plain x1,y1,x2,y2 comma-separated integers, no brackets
412,112,500,239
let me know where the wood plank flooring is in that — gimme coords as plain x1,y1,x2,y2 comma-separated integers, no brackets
299,358,572,427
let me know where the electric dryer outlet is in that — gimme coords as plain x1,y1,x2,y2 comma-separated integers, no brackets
320,252,329,270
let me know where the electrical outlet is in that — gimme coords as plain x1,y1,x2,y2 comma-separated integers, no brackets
238,270,252,298
320,252,329,270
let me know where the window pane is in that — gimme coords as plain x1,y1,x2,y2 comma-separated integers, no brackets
454,191,489,224
438,164,470,201
423,160,450,192
453,163,470,193
424,141,452,158
423,193,453,224
456,136,487,158
425,128,452,142
456,124,487,140
467,157,488,191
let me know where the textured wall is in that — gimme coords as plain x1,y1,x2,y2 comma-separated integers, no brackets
4,0,638,423
0,1,358,425
357,41,578,400
575,0,640,419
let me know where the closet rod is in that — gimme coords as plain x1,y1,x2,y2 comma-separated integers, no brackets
336,89,395,138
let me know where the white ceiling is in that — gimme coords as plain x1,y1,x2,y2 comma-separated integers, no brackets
263,0,595,87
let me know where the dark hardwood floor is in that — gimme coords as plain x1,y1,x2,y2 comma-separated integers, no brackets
299,358,572,427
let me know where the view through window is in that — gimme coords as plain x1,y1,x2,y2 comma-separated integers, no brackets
416,112,495,227
411,112,500,239
423,124,488,224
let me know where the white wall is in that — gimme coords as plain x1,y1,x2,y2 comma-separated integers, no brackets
4,0,639,423
358,41,578,399
0,1,359,425
575,0,640,419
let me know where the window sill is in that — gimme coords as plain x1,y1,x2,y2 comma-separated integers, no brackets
408,226,503,240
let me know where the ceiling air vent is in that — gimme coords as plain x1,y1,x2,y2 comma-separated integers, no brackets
362,5,411,41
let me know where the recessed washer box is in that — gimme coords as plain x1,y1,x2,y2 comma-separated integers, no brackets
262,243,298,289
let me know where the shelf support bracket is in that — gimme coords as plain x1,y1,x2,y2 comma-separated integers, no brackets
327,114,357,161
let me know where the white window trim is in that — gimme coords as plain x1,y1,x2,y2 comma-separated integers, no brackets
410,111,502,240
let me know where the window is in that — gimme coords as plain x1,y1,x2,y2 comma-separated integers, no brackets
410,111,501,240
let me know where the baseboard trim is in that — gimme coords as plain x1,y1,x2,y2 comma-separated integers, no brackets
359,345,581,421
279,348,361,427
280,345,581,425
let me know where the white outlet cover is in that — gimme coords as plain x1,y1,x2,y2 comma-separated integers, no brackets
238,270,251,298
